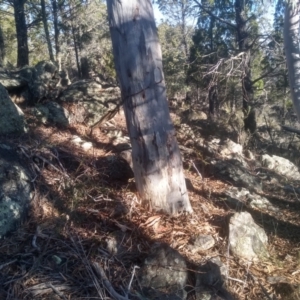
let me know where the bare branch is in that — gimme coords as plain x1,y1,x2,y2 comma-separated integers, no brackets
282,125,300,135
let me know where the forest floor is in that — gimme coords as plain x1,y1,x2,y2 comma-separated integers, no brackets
0,106,300,300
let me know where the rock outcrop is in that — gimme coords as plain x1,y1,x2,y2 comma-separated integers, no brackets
0,83,27,134
0,145,33,238
58,80,120,126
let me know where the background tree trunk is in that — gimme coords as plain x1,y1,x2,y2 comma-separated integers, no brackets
81,56,90,79
13,0,29,67
41,0,54,62
235,0,255,133
51,0,60,62
284,0,300,120
71,23,81,78
0,24,5,66
106,0,193,215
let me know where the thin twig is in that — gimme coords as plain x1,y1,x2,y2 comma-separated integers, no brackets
227,276,247,284
0,259,17,270
87,194,114,202
190,160,203,180
127,265,140,295
35,153,70,178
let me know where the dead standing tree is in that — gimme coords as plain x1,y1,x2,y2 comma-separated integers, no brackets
106,0,193,215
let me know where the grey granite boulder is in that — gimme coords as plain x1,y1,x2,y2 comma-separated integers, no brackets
229,212,269,261
34,101,71,127
139,243,187,299
0,145,33,238
28,61,58,103
0,83,27,134
211,158,262,193
188,235,215,253
261,154,300,180
225,187,278,212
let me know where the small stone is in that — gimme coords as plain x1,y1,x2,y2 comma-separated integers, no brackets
72,136,82,145
105,236,118,255
244,149,255,160
268,276,289,284
81,142,93,151
188,235,215,253
219,139,243,157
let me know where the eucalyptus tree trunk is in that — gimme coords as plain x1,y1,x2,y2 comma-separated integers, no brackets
13,0,29,67
106,0,193,215
41,0,54,62
284,0,300,120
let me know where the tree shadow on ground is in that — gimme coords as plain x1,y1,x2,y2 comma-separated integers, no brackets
0,131,236,300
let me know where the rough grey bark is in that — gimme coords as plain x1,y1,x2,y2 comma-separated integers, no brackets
284,0,300,121
106,0,193,215
13,0,29,67
41,0,54,62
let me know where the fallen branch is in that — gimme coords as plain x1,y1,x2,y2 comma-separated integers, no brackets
92,262,129,300
281,125,300,135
